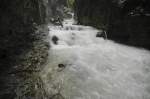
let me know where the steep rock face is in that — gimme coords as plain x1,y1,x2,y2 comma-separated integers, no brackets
108,16,150,49
47,0,67,21
74,0,117,27
74,0,150,49
0,0,67,98
0,0,49,98
0,0,47,70
0,0,67,71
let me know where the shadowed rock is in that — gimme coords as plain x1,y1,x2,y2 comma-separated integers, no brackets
58,64,66,68
52,35,59,45
96,31,106,39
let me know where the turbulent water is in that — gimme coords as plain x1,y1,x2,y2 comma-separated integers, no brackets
41,18,150,99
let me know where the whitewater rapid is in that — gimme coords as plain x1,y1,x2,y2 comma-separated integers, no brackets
41,18,150,99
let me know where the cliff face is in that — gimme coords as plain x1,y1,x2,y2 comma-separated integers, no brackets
46,0,67,21
0,0,46,70
0,0,67,98
0,0,68,71
74,0,150,49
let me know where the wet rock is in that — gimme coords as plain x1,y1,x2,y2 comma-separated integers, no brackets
58,64,66,68
96,32,105,38
52,36,59,45
57,64,66,72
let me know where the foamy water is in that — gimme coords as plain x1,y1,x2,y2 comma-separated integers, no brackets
41,18,150,99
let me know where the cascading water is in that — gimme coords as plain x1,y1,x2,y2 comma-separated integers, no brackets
40,16,150,99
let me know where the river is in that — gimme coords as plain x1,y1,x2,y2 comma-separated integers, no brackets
40,17,150,99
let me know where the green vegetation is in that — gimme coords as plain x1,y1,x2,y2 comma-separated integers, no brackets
67,0,75,9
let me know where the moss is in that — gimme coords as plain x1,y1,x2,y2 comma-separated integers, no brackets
67,0,75,9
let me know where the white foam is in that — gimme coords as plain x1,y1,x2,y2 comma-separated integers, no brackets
41,18,150,99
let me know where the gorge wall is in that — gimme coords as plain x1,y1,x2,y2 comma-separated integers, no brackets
0,0,67,98
0,0,68,73
74,0,150,49
0,0,47,70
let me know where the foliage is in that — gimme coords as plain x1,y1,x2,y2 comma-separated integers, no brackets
67,0,75,9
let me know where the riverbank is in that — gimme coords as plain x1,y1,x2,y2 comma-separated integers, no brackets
0,25,49,99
